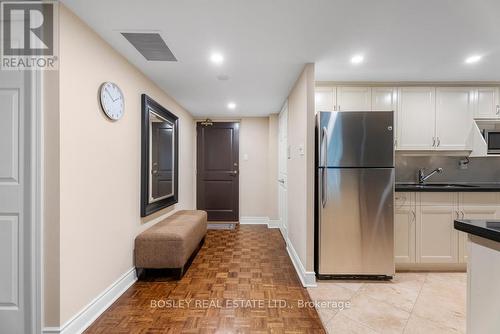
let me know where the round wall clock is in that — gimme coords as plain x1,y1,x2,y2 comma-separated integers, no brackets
99,82,124,120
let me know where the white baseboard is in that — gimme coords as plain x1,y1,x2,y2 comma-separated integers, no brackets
239,216,270,225
286,241,317,288
43,268,137,334
239,216,281,229
268,219,281,229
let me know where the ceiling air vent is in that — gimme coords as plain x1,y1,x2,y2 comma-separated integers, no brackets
121,32,177,61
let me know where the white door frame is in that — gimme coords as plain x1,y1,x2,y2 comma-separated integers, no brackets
26,70,44,333
32,70,44,334
278,100,288,241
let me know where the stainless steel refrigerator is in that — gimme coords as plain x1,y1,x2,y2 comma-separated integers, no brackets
316,111,395,279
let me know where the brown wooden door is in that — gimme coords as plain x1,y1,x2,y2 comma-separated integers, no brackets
197,122,239,221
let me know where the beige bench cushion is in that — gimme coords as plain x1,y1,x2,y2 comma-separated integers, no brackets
134,210,207,268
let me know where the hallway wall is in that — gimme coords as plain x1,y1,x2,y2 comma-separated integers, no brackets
286,64,316,277
52,5,196,327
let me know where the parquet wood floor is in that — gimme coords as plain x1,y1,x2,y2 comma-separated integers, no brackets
85,225,325,333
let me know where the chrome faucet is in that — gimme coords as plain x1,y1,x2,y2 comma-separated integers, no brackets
418,168,443,184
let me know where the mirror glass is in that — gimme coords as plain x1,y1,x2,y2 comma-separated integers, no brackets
149,110,174,202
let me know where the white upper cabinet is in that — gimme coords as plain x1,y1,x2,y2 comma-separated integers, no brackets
372,87,398,111
397,87,436,150
474,87,500,119
315,87,336,112
336,87,371,111
435,88,474,151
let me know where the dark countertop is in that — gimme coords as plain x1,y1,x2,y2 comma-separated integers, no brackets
396,183,500,192
454,220,500,243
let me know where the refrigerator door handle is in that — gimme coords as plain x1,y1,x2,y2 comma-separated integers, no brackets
321,126,328,166
321,168,327,208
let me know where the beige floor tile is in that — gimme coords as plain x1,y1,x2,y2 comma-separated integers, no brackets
404,313,464,334
307,284,356,324
357,282,420,313
308,284,357,301
337,294,410,334
325,313,379,334
411,276,466,333
312,273,466,334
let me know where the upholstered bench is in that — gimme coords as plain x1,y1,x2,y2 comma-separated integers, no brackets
134,210,207,279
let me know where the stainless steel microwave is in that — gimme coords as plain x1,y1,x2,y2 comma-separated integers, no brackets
485,130,500,154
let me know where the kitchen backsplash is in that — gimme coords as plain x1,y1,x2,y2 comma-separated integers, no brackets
396,155,500,183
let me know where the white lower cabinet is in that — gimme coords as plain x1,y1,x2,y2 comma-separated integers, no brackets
417,205,458,264
395,205,416,263
395,192,500,267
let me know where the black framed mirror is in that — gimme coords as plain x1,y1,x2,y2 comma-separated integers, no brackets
141,94,179,217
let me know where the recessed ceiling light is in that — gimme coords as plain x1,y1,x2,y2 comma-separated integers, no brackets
210,52,224,65
350,54,364,65
227,102,236,110
465,55,482,64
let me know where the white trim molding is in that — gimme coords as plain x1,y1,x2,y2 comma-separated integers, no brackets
286,241,317,287
239,216,281,229
239,216,270,225
267,219,281,229
43,268,137,334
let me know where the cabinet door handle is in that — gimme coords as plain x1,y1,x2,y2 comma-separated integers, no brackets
461,211,465,219
455,210,460,219
411,210,416,222
437,137,441,147
496,105,499,115
432,137,436,147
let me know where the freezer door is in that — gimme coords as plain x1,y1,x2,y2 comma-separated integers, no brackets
318,168,395,276
317,111,394,168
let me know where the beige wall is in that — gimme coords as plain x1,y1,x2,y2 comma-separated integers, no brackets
53,5,196,326
239,118,269,217
286,64,315,271
43,69,60,327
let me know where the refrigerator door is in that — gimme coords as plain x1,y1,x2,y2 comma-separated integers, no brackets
318,111,394,168
318,168,395,276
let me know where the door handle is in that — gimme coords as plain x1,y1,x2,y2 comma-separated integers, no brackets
321,127,328,166
321,168,327,208
278,179,285,184
230,170,238,176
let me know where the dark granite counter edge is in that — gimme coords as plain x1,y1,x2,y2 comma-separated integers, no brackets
454,220,500,243
396,185,500,192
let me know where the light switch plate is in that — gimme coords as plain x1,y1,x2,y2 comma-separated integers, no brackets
298,145,305,156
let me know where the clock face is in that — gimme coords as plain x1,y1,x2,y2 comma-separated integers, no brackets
99,82,124,120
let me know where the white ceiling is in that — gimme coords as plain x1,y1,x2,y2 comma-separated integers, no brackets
61,0,500,117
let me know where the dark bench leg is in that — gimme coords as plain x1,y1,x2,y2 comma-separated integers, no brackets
136,267,145,280
174,267,184,280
